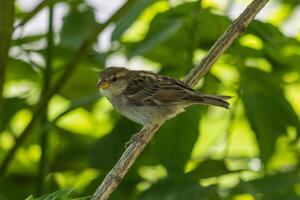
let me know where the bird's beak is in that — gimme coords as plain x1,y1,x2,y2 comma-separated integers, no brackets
97,79,110,89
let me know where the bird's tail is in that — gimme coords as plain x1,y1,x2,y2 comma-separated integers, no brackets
190,94,231,109
201,94,231,109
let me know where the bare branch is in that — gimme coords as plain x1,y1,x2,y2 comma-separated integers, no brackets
91,0,269,199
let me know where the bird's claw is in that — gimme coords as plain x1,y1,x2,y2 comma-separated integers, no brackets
124,132,146,149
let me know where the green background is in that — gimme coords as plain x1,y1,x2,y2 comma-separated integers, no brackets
0,0,299,199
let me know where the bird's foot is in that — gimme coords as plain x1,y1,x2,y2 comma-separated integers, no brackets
124,131,147,149
124,124,160,149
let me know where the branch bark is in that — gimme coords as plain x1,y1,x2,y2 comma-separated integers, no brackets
0,0,136,177
91,0,269,199
0,0,14,129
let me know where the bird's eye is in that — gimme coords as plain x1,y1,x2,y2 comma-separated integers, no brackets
112,76,117,82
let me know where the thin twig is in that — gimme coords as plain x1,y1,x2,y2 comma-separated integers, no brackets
0,0,15,130
0,0,136,178
91,0,269,199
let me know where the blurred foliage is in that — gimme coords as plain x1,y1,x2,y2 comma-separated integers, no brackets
0,0,300,199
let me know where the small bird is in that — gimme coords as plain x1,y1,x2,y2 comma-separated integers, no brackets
97,67,230,146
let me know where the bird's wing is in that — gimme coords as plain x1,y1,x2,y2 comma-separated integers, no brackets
123,71,201,106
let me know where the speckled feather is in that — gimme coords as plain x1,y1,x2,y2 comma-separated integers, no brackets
124,71,198,106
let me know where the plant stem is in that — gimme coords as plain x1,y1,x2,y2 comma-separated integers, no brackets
0,0,14,129
36,5,54,195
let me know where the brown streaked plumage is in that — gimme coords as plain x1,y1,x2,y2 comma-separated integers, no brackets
97,67,231,127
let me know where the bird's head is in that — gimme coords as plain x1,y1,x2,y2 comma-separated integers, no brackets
97,67,129,96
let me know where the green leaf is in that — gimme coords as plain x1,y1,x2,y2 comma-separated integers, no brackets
12,34,46,46
90,115,162,172
154,106,201,177
90,117,138,170
25,190,91,200
187,160,233,180
25,195,35,200
41,45,106,100
6,58,39,81
91,116,153,169
139,179,219,200
35,189,73,200
59,7,98,50
282,0,300,7
240,68,300,163
0,97,28,131
125,3,230,71
227,44,263,58
51,129,94,171
71,196,91,200
128,18,184,58
0,176,36,200
39,45,106,70
231,171,299,198
112,0,156,41
249,21,300,73
58,63,100,100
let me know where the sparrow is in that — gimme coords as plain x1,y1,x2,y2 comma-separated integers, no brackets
97,67,230,146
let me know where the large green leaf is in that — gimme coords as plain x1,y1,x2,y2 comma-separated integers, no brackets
249,21,300,73
0,97,28,131
58,62,100,100
154,106,201,177
240,68,300,163
45,44,107,69
90,116,160,171
6,58,39,81
227,44,263,59
112,0,157,41
51,129,95,171
0,175,36,199
139,178,219,200
282,0,300,6
35,189,73,200
90,117,140,171
186,160,233,180
59,6,98,50
127,18,184,58
125,3,230,71
43,43,106,100
230,171,300,199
